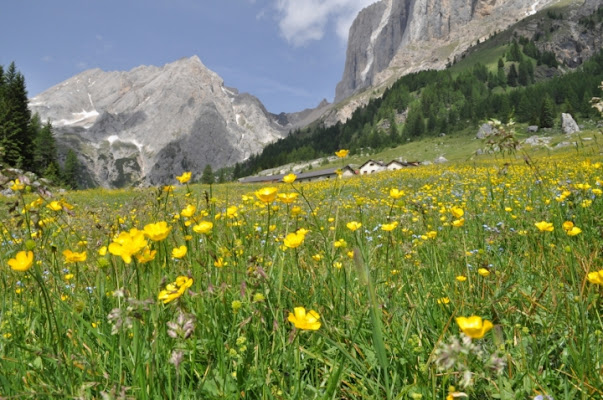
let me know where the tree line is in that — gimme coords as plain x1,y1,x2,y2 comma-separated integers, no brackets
0,62,80,188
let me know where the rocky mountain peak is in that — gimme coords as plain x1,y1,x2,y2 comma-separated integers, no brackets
29,56,288,188
335,0,560,103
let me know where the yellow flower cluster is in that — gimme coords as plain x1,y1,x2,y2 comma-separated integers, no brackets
158,276,194,304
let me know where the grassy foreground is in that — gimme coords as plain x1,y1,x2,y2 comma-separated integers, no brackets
1,145,602,399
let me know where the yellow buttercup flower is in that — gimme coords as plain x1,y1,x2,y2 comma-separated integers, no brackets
381,222,398,231
426,231,437,239
172,245,187,259
346,221,362,231
437,297,450,304
46,201,63,211
456,316,493,339
63,249,87,263
389,188,405,199
193,221,213,234
108,228,148,264
136,248,157,263
158,276,193,304
478,268,490,277
226,206,238,218
456,275,467,282
143,221,172,241
8,251,34,272
587,269,603,285
284,231,306,249
283,173,297,183
214,257,227,268
535,221,554,232
181,204,196,218
176,171,192,184
566,226,582,236
10,179,25,192
335,149,349,158
277,192,299,204
334,239,347,248
255,187,278,203
288,307,321,331
562,221,574,231
451,218,465,228
450,206,464,219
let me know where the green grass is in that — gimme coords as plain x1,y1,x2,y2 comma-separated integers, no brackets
297,125,602,173
1,134,602,398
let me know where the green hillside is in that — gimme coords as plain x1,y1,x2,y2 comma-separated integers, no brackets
234,4,603,180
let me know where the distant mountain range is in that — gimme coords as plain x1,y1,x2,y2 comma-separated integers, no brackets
29,57,329,187
28,0,601,187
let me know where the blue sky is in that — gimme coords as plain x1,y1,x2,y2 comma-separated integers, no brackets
1,0,376,113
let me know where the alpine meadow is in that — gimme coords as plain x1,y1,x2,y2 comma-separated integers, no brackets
1,0,603,399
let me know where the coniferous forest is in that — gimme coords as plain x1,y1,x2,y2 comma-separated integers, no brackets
0,62,79,188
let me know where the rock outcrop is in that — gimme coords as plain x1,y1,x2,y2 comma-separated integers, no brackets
29,56,290,188
335,0,560,103
561,113,580,134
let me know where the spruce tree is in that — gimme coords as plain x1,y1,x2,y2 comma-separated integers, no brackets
62,149,80,189
507,64,518,87
218,169,226,184
539,96,555,128
497,59,507,88
518,60,530,86
33,118,59,175
0,63,36,169
201,164,214,184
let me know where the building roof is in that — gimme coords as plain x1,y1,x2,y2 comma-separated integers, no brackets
238,165,356,183
386,160,404,166
238,174,285,184
358,159,385,169
296,165,355,180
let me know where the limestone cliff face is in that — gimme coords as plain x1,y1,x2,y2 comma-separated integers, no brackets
335,0,558,103
29,56,288,187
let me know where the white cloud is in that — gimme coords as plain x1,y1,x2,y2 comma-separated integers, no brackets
275,0,377,46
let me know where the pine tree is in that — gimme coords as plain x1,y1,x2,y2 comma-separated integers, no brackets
507,40,523,62
498,96,512,123
516,93,535,123
233,162,242,179
507,64,518,87
2,63,33,168
33,118,59,174
43,162,61,184
518,60,530,86
201,164,214,184
62,149,80,189
403,107,425,138
497,59,507,88
539,96,555,128
218,169,226,184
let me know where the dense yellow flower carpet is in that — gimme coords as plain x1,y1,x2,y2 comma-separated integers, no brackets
1,153,602,398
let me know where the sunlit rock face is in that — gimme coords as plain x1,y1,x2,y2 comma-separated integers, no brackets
29,56,288,187
335,0,559,103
